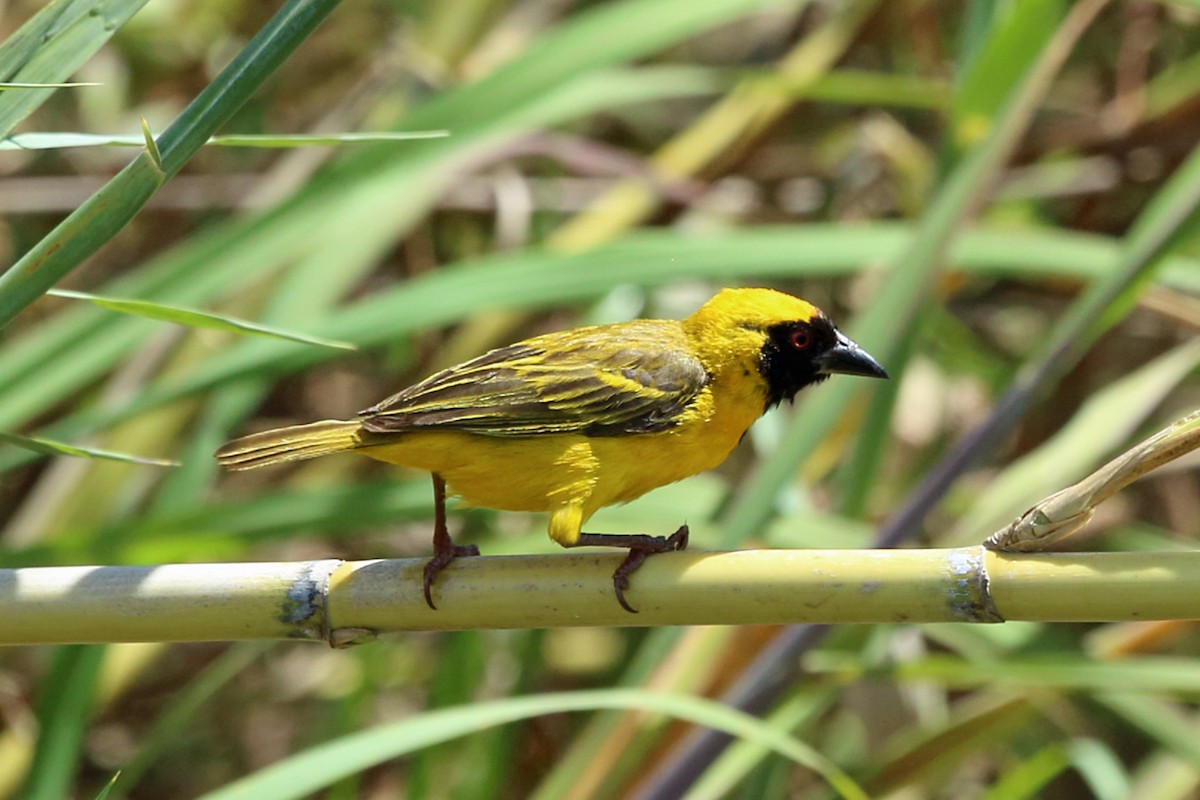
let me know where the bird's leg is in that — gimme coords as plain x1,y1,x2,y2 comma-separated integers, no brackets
572,525,689,613
422,473,480,610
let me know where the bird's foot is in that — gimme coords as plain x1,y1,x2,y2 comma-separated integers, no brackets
423,542,480,610
610,524,689,614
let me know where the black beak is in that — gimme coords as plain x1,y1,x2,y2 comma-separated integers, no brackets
816,332,888,379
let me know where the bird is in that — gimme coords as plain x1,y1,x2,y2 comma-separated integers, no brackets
215,287,887,612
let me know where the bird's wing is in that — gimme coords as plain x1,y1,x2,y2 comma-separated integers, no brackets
358,321,710,437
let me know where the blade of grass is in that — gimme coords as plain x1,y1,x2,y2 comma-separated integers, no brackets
533,628,739,800
196,689,866,800
1097,693,1200,767
138,117,161,168
0,81,101,89
984,739,1129,800
1069,739,1134,800
836,314,917,516
1126,753,1200,799
0,430,178,467
949,0,1066,154
749,68,949,109
0,131,450,150
410,632,490,799
863,694,1035,795
108,643,271,798
982,743,1073,800
203,132,450,147
1145,49,1200,119
0,150,167,323
527,626,695,800
0,0,151,137
685,688,838,800
21,646,106,800
806,653,1200,694
0,0,345,331
48,290,356,350
93,773,120,800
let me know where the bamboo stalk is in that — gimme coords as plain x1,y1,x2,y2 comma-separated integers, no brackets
4,548,1200,646
1,561,339,645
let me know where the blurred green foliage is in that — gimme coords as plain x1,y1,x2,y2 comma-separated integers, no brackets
1,0,1199,798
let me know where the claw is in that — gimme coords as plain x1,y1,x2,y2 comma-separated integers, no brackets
612,550,648,613
608,524,690,613
668,524,689,551
422,543,480,610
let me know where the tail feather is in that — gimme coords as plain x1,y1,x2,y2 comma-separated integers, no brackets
215,419,363,471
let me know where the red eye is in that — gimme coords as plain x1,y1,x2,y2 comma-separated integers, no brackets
790,329,812,350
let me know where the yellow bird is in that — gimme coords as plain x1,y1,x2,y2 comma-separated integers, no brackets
216,288,886,611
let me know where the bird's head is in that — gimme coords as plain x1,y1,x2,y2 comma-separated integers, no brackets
685,287,888,410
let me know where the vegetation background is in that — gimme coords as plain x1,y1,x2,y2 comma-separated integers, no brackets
1,0,1199,797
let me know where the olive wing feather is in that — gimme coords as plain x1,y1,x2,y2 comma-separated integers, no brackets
358,322,710,437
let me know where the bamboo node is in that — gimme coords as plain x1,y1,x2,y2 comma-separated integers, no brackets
281,558,344,641
946,547,1004,623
